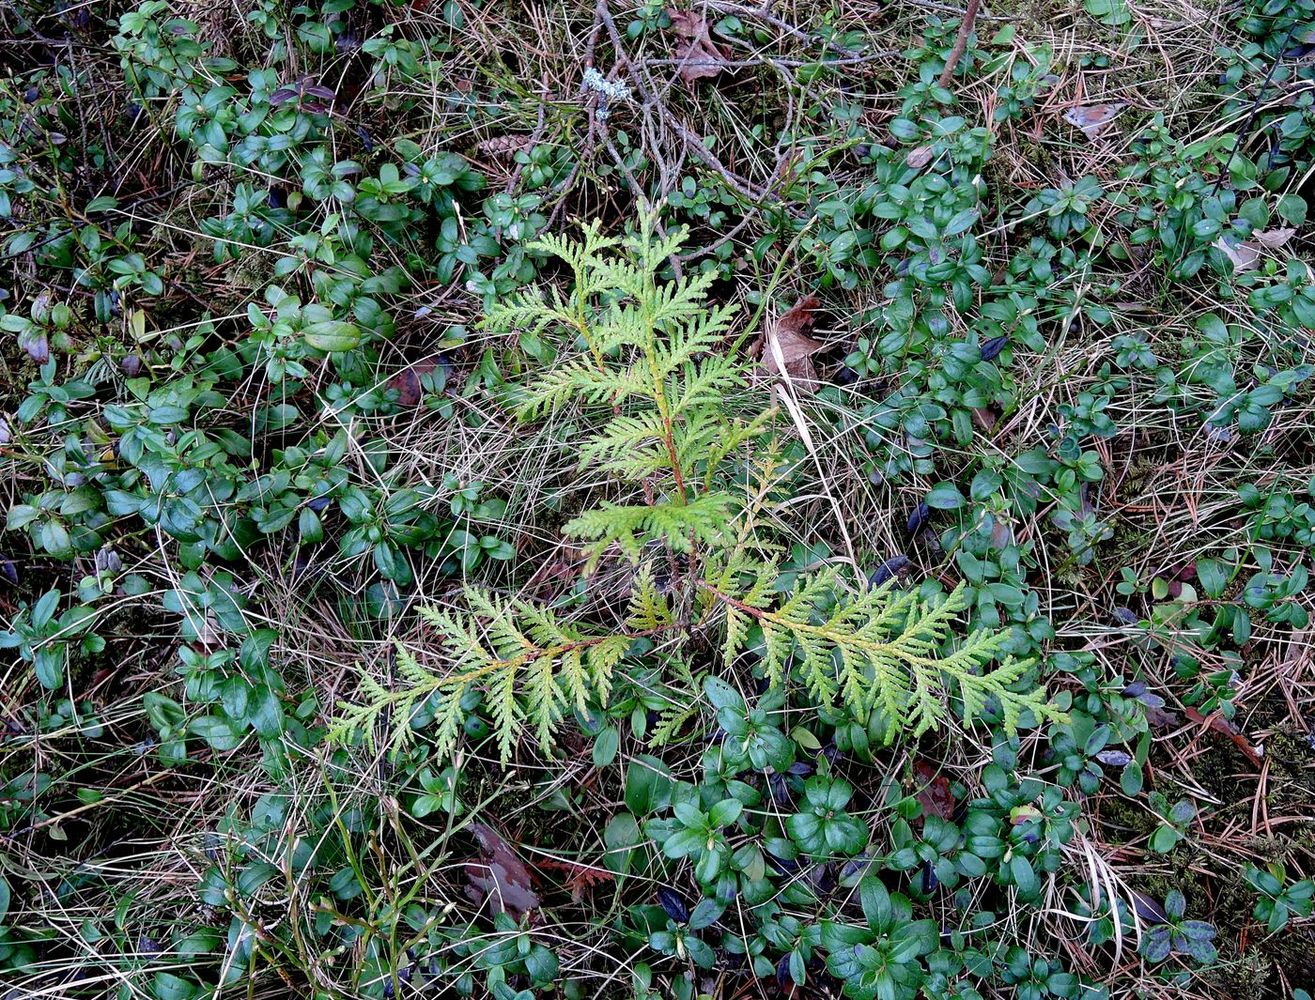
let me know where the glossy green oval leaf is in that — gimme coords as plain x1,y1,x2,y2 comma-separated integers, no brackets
303,320,361,353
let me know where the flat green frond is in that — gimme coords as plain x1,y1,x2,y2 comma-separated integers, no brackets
566,493,736,565
333,594,641,764
488,662,520,761
329,641,446,754
699,412,778,484
627,565,674,630
622,217,689,273
525,221,621,280
649,271,720,330
579,410,671,472
708,579,1060,740
662,302,740,373
430,689,467,763
586,637,630,706
482,286,552,335
722,606,748,668
648,659,704,746
517,362,651,420
514,599,578,649
592,312,645,355
670,356,744,414
524,229,582,265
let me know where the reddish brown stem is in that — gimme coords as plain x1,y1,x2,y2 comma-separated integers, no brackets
937,0,983,90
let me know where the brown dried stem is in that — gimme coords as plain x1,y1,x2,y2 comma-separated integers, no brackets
937,0,982,89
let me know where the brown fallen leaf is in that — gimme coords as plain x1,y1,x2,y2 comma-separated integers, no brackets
1185,707,1264,768
756,294,826,388
971,407,998,434
1215,240,1259,273
1145,704,1180,729
1063,102,1127,139
912,759,955,825
667,8,730,85
538,857,615,901
523,540,583,602
906,145,933,170
387,356,445,407
1253,227,1298,249
464,822,540,918
1213,227,1296,273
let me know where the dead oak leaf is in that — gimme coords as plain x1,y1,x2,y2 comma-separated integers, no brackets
667,8,730,85
1253,227,1298,248
971,407,998,434
1215,226,1297,271
755,294,826,389
1062,102,1127,140
464,822,540,919
1213,227,1296,273
539,857,615,901
386,355,447,407
1214,239,1260,273
912,759,955,826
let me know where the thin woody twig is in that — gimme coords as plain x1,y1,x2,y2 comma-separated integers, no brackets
595,0,773,204
937,0,983,89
